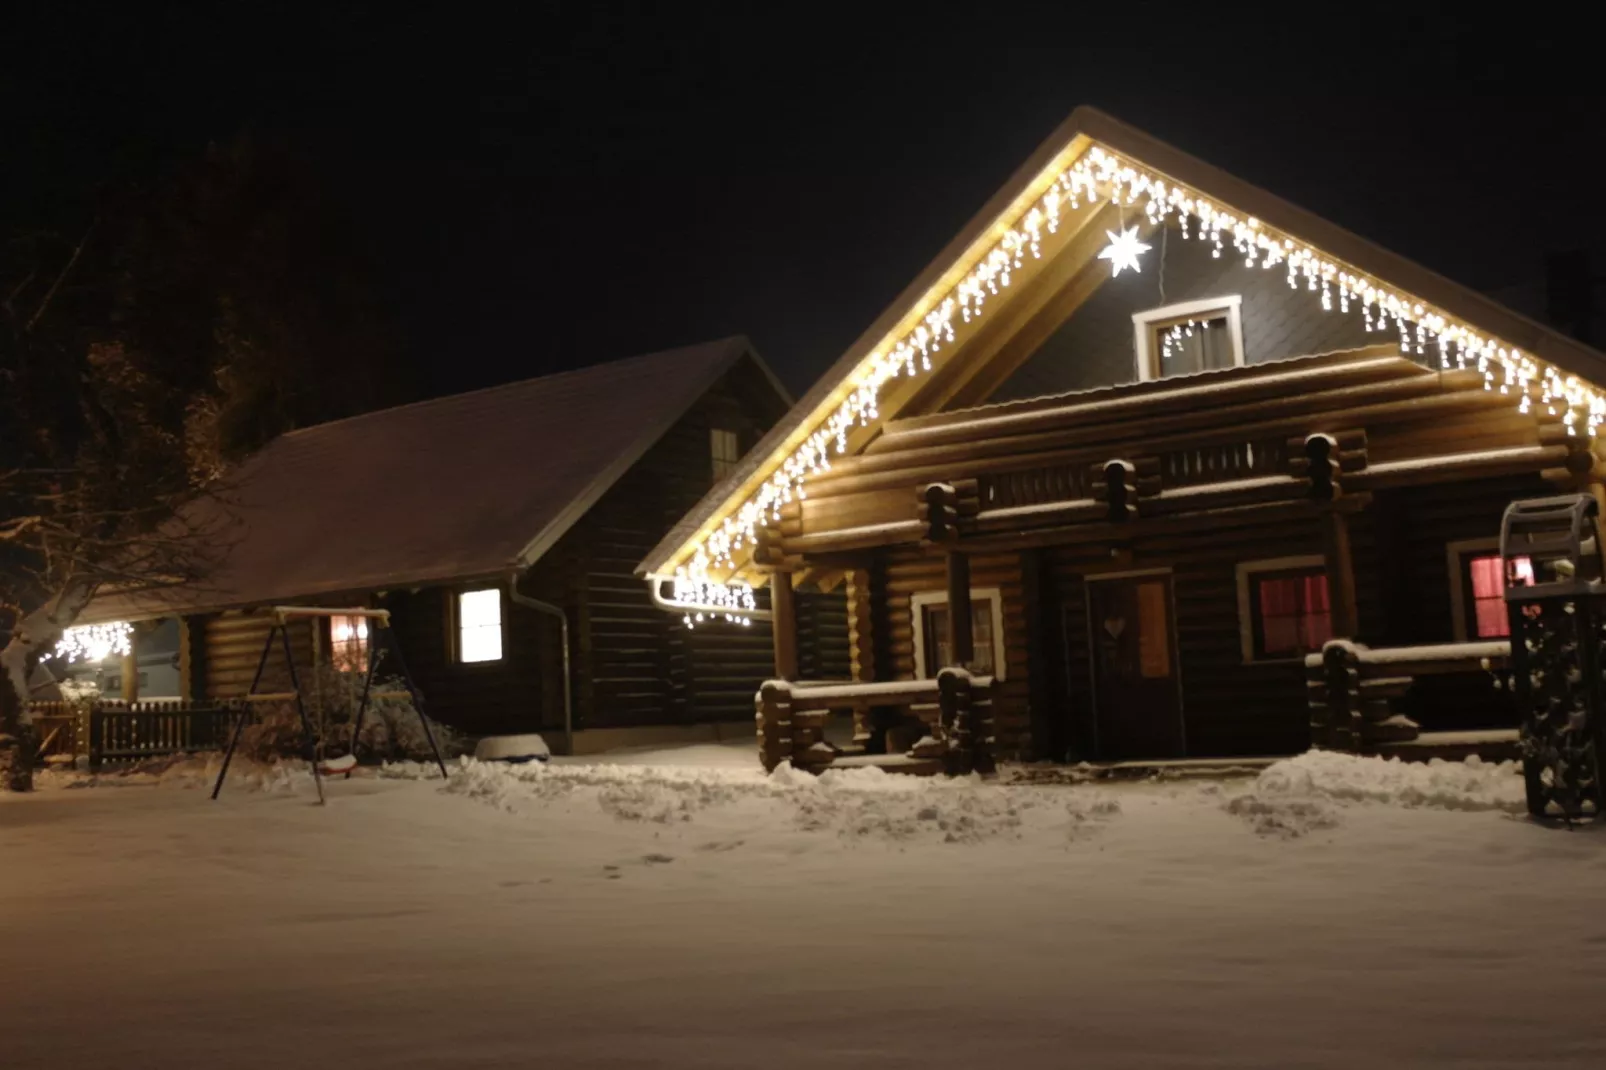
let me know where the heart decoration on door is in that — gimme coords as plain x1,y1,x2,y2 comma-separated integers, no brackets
1103,617,1126,640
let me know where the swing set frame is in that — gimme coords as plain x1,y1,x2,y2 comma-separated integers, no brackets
210,606,449,803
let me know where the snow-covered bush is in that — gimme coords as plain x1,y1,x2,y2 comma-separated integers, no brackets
234,662,462,762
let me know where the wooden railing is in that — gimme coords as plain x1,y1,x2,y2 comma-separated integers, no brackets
27,699,238,770
754,670,994,775
1305,639,1509,751
979,463,1091,508
1160,437,1289,488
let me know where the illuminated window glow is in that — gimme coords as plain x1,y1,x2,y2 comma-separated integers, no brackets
457,589,503,663
1465,553,1532,639
329,614,370,673
1252,570,1332,658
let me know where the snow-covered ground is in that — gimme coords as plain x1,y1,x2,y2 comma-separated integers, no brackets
4,746,1605,1068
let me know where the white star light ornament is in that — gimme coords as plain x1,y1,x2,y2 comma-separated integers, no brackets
1098,225,1151,277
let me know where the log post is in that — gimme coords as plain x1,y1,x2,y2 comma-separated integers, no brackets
120,629,140,703
1321,508,1360,639
1313,642,1361,751
937,666,972,774
754,680,792,772
769,571,799,681
946,550,974,668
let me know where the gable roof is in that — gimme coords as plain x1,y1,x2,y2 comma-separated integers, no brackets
640,106,1606,582
86,336,784,622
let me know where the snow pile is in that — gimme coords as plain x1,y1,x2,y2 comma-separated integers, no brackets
1226,751,1523,837
399,756,1121,845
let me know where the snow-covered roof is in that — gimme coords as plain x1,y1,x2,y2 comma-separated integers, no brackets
638,106,1606,582
84,337,783,621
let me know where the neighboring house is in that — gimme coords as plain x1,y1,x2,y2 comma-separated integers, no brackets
640,108,1606,770
76,337,846,750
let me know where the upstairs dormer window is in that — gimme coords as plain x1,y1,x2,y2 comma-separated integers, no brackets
1133,295,1245,381
711,428,741,482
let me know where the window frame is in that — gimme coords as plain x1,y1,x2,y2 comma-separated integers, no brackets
1234,555,1329,663
910,587,1007,681
325,613,372,674
1132,295,1246,382
710,427,742,482
1446,537,1521,642
452,586,506,665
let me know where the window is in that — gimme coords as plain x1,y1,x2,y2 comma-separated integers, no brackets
1132,295,1245,381
1449,539,1534,640
328,614,370,673
710,428,741,481
456,588,503,663
1235,556,1332,661
910,588,1007,680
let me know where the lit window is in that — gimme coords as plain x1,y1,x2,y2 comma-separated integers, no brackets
457,589,503,663
1250,569,1332,658
328,614,370,673
711,428,741,481
1463,553,1531,639
1133,296,1244,381
911,589,1007,680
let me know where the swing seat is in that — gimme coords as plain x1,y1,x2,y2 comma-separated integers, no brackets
319,754,359,778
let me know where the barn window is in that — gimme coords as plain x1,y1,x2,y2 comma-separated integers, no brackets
1235,556,1331,661
1132,295,1245,381
456,588,503,663
328,614,370,673
910,588,1006,680
710,428,741,482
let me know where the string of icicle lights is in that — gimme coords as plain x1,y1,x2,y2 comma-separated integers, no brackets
676,142,1606,610
54,621,134,664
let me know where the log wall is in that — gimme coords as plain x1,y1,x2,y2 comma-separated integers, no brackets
201,611,317,699
869,547,1034,756
810,351,1572,760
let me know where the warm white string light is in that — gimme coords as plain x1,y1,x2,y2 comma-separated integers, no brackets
667,577,756,628
54,621,133,663
674,141,1606,613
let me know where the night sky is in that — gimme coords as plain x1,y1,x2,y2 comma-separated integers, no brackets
8,6,1604,403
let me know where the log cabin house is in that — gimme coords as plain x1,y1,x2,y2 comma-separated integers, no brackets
69,337,847,753
639,108,1606,773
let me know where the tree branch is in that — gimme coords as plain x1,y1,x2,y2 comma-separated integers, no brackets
25,219,96,334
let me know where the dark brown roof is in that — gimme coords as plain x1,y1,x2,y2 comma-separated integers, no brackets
85,337,782,621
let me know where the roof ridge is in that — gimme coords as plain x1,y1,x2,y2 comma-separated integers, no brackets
280,335,751,440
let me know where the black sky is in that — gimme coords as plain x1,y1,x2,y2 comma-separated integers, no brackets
7,4,1605,401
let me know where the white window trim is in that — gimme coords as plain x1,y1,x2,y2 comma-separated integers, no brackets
1235,555,1326,664
454,587,505,664
1133,294,1245,382
910,587,1007,680
1446,537,1502,642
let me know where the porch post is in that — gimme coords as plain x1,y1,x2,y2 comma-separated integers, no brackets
120,626,140,702
946,550,974,668
1321,509,1360,638
770,570,799,681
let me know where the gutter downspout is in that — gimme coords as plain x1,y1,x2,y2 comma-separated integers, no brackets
508,572,573,756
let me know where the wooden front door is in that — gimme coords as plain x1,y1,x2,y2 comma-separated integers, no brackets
1087,573,1184,760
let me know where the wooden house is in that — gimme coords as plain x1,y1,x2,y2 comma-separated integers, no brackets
74,337,847,751
639,109,1606,772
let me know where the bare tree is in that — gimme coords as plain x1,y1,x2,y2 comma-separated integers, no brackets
1,137,404,789
1,237,220,789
